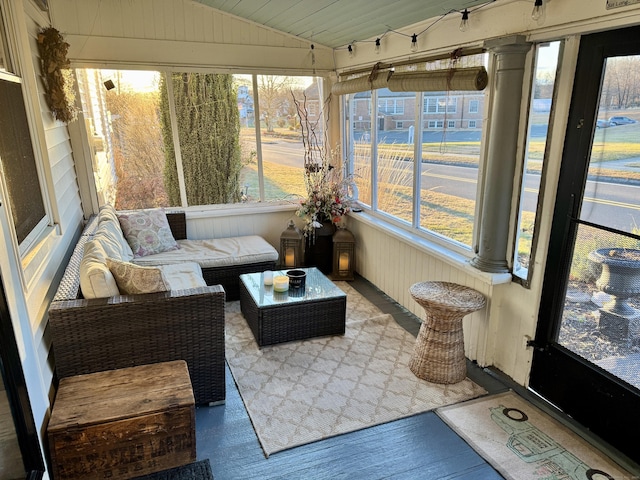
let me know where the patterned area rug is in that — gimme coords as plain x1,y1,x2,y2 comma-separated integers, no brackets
437,392,634,480
225,282,487,457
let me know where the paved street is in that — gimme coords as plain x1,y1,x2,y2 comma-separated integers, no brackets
260,138,640,233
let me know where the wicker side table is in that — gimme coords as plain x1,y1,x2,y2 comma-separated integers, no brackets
408,281,486,384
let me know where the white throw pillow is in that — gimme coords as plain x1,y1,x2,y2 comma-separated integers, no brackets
106,258,169,295
79,240,120,299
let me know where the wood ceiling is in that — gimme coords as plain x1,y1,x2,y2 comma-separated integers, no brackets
194,0,492,48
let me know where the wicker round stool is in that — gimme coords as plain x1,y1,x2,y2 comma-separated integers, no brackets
408,281,486,384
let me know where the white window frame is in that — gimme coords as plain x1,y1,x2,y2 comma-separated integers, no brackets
0,6,55,260
424,96,457,114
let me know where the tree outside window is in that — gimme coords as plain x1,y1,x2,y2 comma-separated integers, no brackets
76,69,317,209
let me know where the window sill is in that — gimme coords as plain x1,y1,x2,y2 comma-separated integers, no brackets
348,211,512,287
182,202,297,219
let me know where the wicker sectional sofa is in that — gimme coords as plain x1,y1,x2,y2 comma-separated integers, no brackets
48,207,278,405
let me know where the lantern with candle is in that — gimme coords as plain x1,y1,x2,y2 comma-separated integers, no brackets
332,227,355,281
279,220,303,268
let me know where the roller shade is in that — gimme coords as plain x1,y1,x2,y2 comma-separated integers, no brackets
387,66,488,92
331,71,392,95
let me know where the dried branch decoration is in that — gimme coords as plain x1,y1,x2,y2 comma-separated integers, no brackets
37,27,77,123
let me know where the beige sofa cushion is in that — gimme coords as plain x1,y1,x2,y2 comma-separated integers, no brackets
132,235,278,268
93,220,134,262
79,240,120,299
159,262,207,291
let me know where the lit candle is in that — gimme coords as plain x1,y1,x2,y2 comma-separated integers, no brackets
285,247,295,267
339,252,350,271
263,270,273,285
273,275,289,292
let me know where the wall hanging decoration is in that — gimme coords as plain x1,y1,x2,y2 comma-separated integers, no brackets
37,27,77,123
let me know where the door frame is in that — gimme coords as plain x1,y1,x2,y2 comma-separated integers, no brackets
0,274,45,479
530,25,640,465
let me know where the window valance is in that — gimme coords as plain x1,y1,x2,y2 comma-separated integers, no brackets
332,65,488,95
330,70,393,95
387,66,488,92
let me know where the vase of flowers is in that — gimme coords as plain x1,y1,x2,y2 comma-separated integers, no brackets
296,157,351,273
292,90,352,273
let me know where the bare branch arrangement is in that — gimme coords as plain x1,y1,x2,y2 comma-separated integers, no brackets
292,90,351,236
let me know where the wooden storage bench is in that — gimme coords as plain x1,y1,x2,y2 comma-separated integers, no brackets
47,361,196,480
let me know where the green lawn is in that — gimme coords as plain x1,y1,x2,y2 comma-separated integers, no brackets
243,120,640,262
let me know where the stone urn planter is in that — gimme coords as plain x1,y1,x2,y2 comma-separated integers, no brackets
588,248,640,341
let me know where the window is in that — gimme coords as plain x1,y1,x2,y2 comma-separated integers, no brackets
424,96,457,114
77,69,318,208
513,41,562,283
347,91,372,206
0,7,11,73
396,121,404,129
469,100,479,113
0,73,48,251
344,53,489,250
376,90,415,223
468,120,477,128
377,98,405,115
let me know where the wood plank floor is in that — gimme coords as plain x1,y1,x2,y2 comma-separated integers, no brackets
195,275,510,479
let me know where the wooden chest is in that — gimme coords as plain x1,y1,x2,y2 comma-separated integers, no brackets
47,361,195,480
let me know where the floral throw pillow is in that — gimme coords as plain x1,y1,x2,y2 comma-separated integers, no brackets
106,258,169,295
117,208,179,258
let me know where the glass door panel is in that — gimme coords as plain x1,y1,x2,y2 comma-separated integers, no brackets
530,26,640,465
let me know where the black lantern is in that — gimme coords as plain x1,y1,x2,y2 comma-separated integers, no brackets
280,220,303,268
332,228,355,281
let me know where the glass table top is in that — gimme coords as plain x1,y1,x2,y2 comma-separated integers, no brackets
239,267,346,308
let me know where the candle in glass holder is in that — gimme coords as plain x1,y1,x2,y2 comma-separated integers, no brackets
263,270,273,285
284,247,295,267
273,275,289,292
339,252,350,271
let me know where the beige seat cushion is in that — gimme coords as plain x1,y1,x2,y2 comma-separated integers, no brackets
159,262,207,291
132,235,278,269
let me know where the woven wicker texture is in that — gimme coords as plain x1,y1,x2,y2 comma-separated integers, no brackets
408,281,486,384
239,276,346,347
203,261,276,301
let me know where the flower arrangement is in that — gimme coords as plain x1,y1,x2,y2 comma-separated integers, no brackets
296,155,351,236
292,89,352,236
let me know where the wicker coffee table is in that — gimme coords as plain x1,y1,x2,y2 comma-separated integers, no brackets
239,267,347,347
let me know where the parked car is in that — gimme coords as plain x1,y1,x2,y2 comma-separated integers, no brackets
596,119,610,128
608,116,637,125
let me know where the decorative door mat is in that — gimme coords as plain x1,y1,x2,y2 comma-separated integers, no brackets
437,391,635,480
